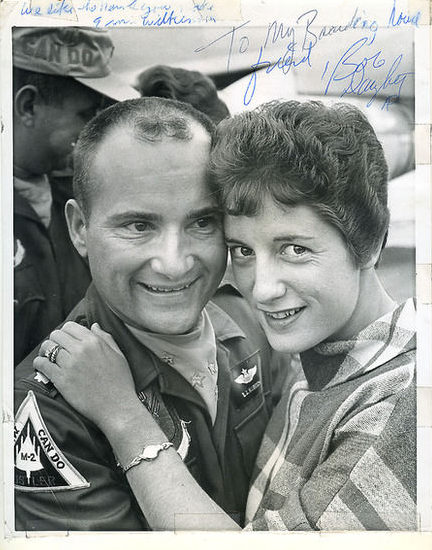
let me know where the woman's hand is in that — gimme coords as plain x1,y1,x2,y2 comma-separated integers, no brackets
33,321,142,431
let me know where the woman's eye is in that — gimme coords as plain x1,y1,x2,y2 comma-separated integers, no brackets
230,246,254,259
281,244,308,257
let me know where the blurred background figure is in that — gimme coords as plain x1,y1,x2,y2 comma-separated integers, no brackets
136,65,230,124
13,27,139,366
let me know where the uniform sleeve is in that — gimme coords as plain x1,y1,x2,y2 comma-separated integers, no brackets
245,381,416,531
14,383,147,531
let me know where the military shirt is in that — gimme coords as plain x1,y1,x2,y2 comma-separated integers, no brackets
14,284,279,531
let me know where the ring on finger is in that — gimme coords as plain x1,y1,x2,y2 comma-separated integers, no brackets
44,344,62,364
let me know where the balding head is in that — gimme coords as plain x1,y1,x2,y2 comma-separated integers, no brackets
73,97,216,221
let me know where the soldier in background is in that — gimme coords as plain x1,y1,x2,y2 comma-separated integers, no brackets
13,27,139,365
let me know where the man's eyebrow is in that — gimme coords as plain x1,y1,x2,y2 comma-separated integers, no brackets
186,206,222,220
105,211,162,224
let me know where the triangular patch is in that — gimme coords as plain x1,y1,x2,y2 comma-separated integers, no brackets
14,390,90,492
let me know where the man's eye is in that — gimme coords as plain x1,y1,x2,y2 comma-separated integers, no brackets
127,222,150,232
193,216,220,230
196,217,211,228
281,244,308,257
230,246,254,259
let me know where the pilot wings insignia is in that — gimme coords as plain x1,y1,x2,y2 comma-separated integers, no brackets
234,366,257,385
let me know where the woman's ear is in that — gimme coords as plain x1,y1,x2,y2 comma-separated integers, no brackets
14,85,39,126
65,199,89,259
361,233,388,270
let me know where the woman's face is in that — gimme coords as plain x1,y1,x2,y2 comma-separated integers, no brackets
224,197,364,354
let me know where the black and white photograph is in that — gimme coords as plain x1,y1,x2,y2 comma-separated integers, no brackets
1,0,430,548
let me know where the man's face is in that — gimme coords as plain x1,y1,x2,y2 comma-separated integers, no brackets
34,82,100,173
80,123,227,334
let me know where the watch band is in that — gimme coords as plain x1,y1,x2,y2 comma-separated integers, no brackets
120,442,174,473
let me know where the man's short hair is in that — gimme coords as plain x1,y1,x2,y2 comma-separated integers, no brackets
73,97,216,220
210,100,390,266
136,65,230,125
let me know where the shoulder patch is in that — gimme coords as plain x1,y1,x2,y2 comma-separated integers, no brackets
13,238,25,268
14,391,90,492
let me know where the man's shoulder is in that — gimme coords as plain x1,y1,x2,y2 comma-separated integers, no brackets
209,284,264,342
14,295,91,383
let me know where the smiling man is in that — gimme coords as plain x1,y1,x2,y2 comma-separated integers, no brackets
13,97,280,531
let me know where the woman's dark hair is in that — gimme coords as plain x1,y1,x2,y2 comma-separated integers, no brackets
136,65,230,125
210,100,390,266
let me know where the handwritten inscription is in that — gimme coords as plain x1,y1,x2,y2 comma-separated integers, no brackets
322,37,414,110
195,2,417,108
17,0,418,107
388,0,421,28
19,0,216,26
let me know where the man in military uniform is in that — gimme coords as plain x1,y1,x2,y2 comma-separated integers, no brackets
13,27,139,365
14,97,285,531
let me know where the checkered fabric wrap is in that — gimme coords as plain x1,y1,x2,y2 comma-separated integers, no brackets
245,299,416,531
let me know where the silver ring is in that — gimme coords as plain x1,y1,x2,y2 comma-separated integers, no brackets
44,344,61,364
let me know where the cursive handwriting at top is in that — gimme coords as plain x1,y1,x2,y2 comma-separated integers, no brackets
322,37,414,109
243,41,312,106
19,0,217,26
388,0,421,28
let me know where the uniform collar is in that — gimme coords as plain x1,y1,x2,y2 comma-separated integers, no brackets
206,300,246,342
84,285,160,392
13,188,46,225
83,285,246,401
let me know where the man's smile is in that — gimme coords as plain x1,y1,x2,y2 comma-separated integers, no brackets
138,278,199,295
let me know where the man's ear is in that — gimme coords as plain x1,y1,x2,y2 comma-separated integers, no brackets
65,199,89,259
14,85,39,127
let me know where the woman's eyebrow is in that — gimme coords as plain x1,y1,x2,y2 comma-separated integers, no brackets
273,234,315,242
225,237,248,246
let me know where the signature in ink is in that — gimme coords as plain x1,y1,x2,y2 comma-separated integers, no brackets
322,37,414,109
244,41,313,106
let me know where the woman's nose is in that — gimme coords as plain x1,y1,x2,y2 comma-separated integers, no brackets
252,259,286,304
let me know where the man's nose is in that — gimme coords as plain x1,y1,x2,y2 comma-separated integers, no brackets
150,231,195,280
252,258,286,304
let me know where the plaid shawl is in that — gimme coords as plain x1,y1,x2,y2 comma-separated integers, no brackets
245,299,416,531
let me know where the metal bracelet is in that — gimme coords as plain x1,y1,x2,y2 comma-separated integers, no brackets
119,442,174,474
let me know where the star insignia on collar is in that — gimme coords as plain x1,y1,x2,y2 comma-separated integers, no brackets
162,353,175,366
207,361,217,376
190,372,206,388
